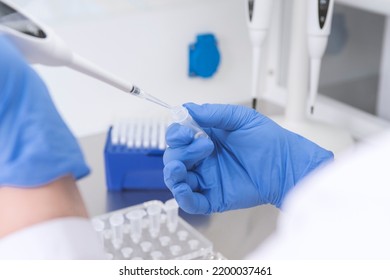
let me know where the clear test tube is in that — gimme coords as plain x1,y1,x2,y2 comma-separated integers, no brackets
169,245,182,256
170,106,208,139
142,119,151,148
140,241,152,253
146,203,163,238
109,213,125,249
188,239,200,250
126,120,135,148
150,251,164,260
134,120,143,148
91,218,105,247
111,121,120,145
164,198,179,233
126,209,146,243
150,120,158,148
121,247,134,259
119,120,128,145
158,120,167,151
159,236,171,247
177,230,189,241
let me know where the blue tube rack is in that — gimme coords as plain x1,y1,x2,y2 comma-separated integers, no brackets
104,127,166,191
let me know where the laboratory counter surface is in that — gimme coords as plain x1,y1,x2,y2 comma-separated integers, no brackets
78,132,280,259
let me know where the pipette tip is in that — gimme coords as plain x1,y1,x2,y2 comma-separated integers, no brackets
252,98,257,110
310,106,314,115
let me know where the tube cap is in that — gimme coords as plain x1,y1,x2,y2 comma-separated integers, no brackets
170,106,189,123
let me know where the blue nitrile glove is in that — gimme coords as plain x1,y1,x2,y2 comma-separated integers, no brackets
0,36,89,187
163,103,334,214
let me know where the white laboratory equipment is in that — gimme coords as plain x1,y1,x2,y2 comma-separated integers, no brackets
261,0,354,155
0,0,171,108
246,0,274,109
91,199,221,260
307,0,335,114
260,0,390,143
2,0,389,141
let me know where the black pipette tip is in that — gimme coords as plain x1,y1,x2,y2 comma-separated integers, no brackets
310,106,314,115
252,98,257,110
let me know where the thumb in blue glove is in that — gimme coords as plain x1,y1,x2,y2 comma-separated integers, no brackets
163,103,333,214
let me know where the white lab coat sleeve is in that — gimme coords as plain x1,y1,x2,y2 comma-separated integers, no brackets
0,217,107,259
247,131,390,259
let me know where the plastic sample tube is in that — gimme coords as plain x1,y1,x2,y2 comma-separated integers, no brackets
134,121,143,148
126,209,146,243
140,241,152,253
150,120,158,148
150,251,164,260
142,119,151,148
159,236,171,247
158,120,166,150
164,198,179,233
91,218,105,247
170,106,208,139
169,245,182,256
109,213,125,249
146,203,162,238
177,230,189,241
126,120,135,148
121,247,133,259
111,121,120,145
119,121,128,145
188,239,200,250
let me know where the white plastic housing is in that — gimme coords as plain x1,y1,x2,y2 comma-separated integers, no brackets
246,0,274,104
0,14,73,65
0,0,135,93
307,0,335,37
246,0,274,47
247,0,274,33
307,0,335,113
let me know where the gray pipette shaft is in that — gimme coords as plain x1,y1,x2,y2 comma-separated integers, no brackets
69,53,139,95
70,54,173,109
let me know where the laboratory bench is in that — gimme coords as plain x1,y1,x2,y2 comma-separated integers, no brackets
78,132,280,259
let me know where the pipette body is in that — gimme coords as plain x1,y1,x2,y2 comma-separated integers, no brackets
307,0,335,114
0,0,142,96
246,0,274,110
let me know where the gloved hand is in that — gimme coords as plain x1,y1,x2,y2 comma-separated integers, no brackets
0,36,89,187
163,103,333,214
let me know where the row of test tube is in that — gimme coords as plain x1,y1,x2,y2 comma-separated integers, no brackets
91,199,203,259
110,119,169,150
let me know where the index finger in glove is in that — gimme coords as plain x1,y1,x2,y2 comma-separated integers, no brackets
184,103,264,131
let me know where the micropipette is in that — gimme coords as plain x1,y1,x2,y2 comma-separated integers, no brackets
0,0,169,108
307,0,335,114
246,0,274,110
0,0,209,138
